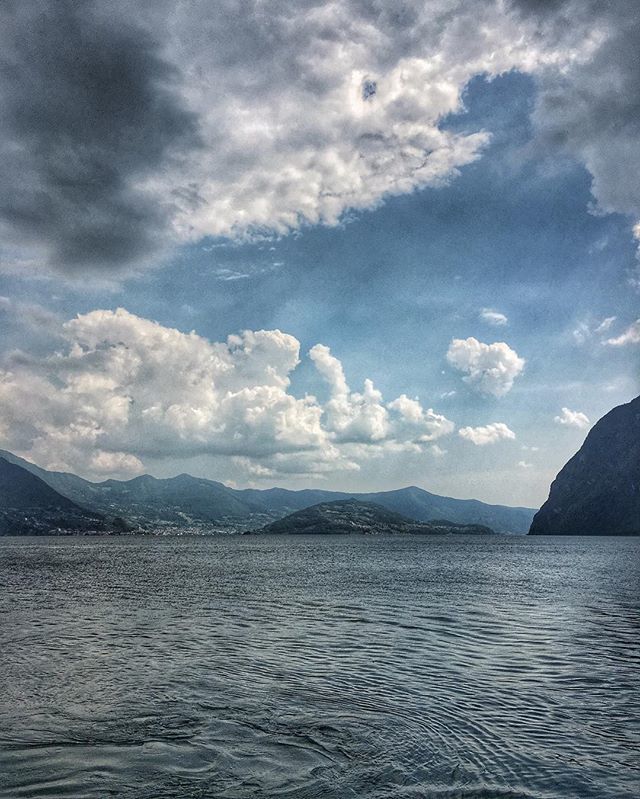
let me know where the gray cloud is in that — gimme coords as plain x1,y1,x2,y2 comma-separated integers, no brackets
0,1,199,274
2,1,639,277
511,1,640,244
0,0,541,275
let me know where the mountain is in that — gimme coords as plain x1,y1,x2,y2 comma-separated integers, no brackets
81,472,254,525
529,396,640,535
238,485,534,533
0,449,535,533
253,499,495,536
0,457,111,535
356,487,532,533
0,450,260,529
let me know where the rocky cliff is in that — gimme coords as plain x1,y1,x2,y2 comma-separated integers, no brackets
529,395,640,535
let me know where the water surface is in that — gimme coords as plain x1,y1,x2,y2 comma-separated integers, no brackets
0,534,638,798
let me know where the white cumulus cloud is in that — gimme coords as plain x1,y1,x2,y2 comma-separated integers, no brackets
458,422,516,446
127,1,597,250
0,309,454,479
310,344,455,447
553,407,590,429
446,337,525,397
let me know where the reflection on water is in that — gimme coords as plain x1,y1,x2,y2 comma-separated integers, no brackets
0,534,638,798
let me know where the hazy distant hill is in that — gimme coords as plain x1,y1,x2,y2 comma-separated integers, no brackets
0,457,108,535
0,449,535,533
253,499,495,535
529,395,640,535
82,472,253,524
357,487,532,533
239,484,534,534
0,451,257,529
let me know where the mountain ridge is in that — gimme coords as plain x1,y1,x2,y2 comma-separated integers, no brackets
0,449,535,534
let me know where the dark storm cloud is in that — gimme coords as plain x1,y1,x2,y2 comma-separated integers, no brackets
0,1,199,273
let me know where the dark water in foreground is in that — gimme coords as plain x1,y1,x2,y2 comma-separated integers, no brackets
0,535,638,799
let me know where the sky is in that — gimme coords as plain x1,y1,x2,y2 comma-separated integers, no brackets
0,0,638,508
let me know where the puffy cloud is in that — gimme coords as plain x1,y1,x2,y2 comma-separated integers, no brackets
310,344,454,447
0,309,454,479
553,407,590,429
308,343,350,398
480,308,508,326
517,460,532,469
605,319,640,347
0,1,600,275
446,337,525,397
458,422,516,446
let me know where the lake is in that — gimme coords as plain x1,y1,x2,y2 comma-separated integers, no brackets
0,534,638,798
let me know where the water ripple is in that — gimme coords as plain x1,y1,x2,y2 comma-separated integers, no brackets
0,534,638,798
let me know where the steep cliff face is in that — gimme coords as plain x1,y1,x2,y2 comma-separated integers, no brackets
529,396,640,535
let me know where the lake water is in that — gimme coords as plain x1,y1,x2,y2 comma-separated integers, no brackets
0,534,638,799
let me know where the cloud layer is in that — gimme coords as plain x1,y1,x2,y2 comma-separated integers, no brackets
0,308,454,479
1,0,621,275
